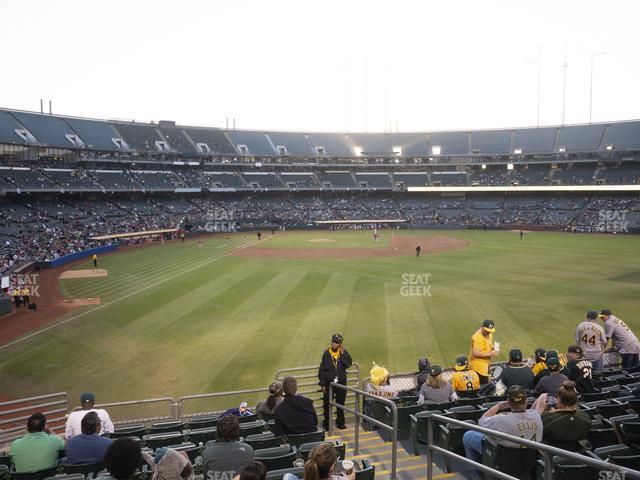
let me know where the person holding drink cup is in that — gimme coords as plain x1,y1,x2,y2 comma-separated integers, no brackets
469,319,499,384
282,443,355,480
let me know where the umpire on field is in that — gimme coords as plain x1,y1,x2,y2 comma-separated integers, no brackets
318,333,353,430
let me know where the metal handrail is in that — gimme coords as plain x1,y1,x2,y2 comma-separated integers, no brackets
425,413,640,480
329,383,399,480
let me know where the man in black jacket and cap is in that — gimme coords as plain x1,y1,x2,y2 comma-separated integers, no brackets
318,333,353,430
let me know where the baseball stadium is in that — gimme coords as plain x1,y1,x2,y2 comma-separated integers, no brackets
2,2,640,480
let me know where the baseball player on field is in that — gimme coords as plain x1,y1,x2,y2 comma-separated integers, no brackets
575,310,608,372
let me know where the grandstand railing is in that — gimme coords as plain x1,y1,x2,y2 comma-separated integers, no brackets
275,363,360,424
72,397,175,426
424,413,640,480
0,392,67,444
329,383,399,480
177,387,272,419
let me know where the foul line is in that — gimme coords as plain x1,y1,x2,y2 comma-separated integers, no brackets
0,237,270,351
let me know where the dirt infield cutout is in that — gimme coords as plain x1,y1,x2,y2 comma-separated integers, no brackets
61,298,101,307
233,235,471,260
59,269,108,279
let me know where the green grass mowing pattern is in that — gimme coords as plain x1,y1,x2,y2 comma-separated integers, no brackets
1,230,639,404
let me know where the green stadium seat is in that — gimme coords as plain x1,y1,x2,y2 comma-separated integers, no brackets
285,431,325,448
163,442,200,463
111,424,146,439
254,446,298,471
354,459,375,480
187,415,219,429
244,432,283,450
184,427,217,445
239,420,267,438
142,431,183,449
149,420,185,434
482,438,538,480
61,463,104,477
12,468,59,480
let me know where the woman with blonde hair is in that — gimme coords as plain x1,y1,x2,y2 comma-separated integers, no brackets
283,443,354,480
418,365,457,405
365,363,398,398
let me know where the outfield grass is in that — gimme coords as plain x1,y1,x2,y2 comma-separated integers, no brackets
1,230,639,404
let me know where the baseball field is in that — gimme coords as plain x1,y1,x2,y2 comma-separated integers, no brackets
1,229,639,404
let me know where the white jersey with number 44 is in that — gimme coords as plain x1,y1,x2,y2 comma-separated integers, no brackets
575,321,607,362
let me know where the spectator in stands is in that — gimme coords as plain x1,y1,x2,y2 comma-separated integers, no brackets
418,365,457,405
498,349,534,390
283,442,354,480
600,309,640,369
416,358,431,392
561,345,596,393
65,411,112,465
65,393,114,439
222,401,254,418
203,415,254,480
238,461,267,480
273,376,318,436
144,447,194,480
469,319,499,384
463,386,543,464
531,348,547,377
534,350,563,385
534,357,568,396
366,363,399,398
532,380,591,451
575,310,608,372
451,356,480,396
10,413,64,474
256,381,284,416
318,333,352,431
103,438,144,480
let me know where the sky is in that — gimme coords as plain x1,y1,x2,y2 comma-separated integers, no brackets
1,0,639,133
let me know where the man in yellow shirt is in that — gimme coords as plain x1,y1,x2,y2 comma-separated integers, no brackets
469,319,499,384
452,356,480,396
92,254,98,268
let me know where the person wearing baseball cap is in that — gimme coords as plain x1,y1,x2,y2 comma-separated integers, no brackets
575,310,608,372
468,319,499,385
451,355,480,396
498,349,534,390
463,385,543,465
318,334,353,430
531,348,547,377
417,365,457,405
562,345,596,394
599,309,640,369
64,393,114,440
534,357,568,396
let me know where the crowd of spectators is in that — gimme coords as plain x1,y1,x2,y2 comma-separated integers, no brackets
1,193,638,275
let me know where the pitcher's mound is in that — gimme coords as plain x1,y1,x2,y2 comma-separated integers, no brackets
59,269,108,279
62,298,101,306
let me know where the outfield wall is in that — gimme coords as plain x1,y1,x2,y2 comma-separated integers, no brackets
37,244,118,269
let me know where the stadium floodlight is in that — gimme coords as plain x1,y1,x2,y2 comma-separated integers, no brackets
432,145,441,155
507,163,514,170
605,144,614,151
558,146,566,153
514,148,523,155
392,146,402,156
354,146,363,157
481,164,487,170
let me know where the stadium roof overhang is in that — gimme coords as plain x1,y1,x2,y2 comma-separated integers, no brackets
407,185,640,193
